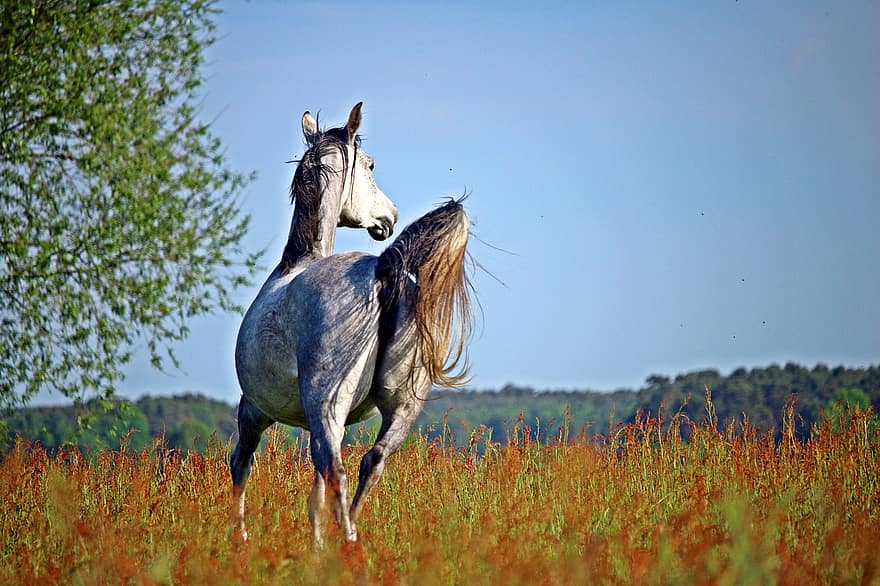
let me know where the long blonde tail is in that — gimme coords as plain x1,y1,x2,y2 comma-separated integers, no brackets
375,199,475,387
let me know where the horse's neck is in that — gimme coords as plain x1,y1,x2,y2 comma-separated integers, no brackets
279,173,344,272
301,184,340,259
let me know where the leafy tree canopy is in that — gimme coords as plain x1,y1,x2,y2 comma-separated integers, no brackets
0,1,260,411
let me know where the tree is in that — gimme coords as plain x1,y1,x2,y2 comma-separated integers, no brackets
817,387,873,437
0,1,260,412
77,400,152,452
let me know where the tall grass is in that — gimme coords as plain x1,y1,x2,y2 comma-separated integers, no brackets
2,401,878,584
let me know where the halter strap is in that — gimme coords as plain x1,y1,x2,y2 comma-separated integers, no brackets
347,140,358,211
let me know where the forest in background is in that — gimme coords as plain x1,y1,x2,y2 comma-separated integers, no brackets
3,362,878,452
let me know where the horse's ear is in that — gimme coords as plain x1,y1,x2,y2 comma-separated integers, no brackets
302,111,318,144
346,102,363,144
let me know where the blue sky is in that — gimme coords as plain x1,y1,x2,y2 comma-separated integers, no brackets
118,1,878,405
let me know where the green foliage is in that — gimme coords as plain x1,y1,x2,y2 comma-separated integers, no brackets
416,364,879,444
77,401,152,453
824,386,871,414
167,419,213,452
0,0,260,412
416,385,639,445
818,386,874,436
632,362,880,440
3,393,236,453
136,392,237,442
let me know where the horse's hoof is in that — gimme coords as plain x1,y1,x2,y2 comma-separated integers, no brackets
229,521,249,543
312,529,325,550
231,528,249,543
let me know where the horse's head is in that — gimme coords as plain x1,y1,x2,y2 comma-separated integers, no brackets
301,103,398,241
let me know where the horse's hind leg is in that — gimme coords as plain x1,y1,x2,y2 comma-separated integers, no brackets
307,467,327,545
306,411,356,544
350,383,428,524
229,395,274,541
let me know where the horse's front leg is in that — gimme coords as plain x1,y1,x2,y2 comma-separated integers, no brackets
229,396,274,542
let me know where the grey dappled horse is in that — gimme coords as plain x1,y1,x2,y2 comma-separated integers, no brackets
231,103,474,544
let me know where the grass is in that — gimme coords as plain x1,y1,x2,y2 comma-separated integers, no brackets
2,401,879,585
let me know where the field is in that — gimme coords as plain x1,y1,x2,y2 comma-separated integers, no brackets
2,403,879,585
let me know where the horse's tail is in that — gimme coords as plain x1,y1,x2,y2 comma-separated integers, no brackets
375,198,475,388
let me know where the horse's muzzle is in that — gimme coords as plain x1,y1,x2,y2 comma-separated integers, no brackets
368,217,394,241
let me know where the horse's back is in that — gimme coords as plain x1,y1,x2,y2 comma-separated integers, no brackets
290,252,379,317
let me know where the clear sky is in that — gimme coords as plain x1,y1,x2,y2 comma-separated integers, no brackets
117,0,878,405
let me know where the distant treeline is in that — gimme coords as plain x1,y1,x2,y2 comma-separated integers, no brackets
3,394,237,453
419,362,878,444
3,363,878,452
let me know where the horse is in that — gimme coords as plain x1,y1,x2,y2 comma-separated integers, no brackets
230,102,474,544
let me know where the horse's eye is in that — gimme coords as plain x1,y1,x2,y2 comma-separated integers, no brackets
369,161,375,171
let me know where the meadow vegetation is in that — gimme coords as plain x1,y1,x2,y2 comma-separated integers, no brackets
2,394,878,584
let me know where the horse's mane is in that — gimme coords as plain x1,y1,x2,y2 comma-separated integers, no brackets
279,126,361,274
